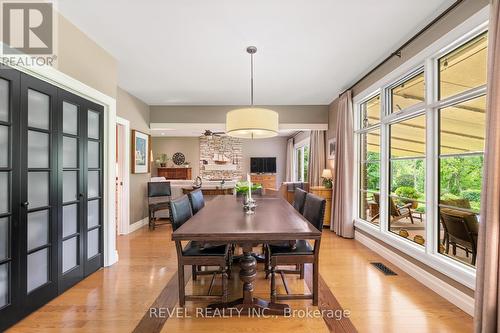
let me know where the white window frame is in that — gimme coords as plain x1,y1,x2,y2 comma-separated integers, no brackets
353,7,489,290
294,137,310,182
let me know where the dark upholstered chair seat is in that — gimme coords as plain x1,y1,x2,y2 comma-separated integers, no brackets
269,240,312,255
149,201,170,211
183,241,228,256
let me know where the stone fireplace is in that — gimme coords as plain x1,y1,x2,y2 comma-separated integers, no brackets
199,136,243,180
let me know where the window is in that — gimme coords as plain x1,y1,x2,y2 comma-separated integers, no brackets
359,129,380,224
438,32,488,100
438,95,485,266
355,26,488,283
389,115,426,244
295,142,309,182
360,94,380,128
390,71,425,113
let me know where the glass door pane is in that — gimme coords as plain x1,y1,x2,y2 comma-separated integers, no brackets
60,99,82,281
0,264,8,308
0,79,9,122
85,108,102,275
27,248,48,293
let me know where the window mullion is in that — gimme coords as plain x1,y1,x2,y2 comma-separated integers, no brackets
379,89,389,234
425,56,437,256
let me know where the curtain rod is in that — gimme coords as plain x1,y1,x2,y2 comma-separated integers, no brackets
338,0,465,97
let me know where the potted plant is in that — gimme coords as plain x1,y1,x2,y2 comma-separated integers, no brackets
155,154,169,167
395,186,420,209
321,169,333,189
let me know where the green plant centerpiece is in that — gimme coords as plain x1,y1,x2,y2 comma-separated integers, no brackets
236,180,262,214
235,181,262,195
155,154,170,167
395,186,420,209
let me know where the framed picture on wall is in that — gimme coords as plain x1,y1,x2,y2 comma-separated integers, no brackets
328,138,336,160
132,130,151,173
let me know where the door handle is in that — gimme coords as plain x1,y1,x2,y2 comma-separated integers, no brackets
79,193,84,198
21,201,29,207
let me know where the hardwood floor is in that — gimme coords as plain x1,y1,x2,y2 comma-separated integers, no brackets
8,223,473,333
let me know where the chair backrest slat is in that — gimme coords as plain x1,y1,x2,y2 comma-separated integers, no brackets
188,189,205,214
302,193,326,230
170,195,193,231
292,188,308,214
148,181,171,197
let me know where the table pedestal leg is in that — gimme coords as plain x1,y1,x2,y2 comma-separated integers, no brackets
208,244,289,315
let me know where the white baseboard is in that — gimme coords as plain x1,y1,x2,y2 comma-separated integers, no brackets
355,230,475,316
128,217,149,234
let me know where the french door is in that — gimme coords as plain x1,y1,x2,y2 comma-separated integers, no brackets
0,67,21,330
0,68,104,331
57,90,103,291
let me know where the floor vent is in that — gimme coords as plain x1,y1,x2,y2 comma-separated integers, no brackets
370,262,397,276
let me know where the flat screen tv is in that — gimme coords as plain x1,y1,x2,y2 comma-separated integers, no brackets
250,157,276,174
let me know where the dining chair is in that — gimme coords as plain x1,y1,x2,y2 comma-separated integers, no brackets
263,188,306,271
267,193,325,305
170,195,230,306
292,188,308,214
147,181,171,230
187,189,233,279
440,208,478,265
187,188,205,214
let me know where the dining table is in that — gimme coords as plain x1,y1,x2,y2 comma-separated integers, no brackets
171,195,322,315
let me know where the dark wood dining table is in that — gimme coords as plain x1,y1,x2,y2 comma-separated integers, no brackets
171,195,321,314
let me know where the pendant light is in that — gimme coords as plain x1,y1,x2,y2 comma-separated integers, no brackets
226,46,279,139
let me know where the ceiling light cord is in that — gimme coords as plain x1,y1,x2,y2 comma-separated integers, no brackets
250,51,254,106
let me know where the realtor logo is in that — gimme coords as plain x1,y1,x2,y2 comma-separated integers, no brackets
2,1,53,54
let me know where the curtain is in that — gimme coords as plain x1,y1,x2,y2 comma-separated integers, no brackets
475,1,500,331
285,138,294,182
308,130,325,186
331,91,354,237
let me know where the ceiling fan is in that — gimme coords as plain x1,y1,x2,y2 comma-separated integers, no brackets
203,129,225,138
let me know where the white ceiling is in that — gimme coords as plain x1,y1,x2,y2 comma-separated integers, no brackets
57,0,454,105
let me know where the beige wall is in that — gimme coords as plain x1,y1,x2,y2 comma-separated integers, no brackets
151,137,200,178
55,14,117,98
117,87,151,225
329,0,488,294
326,99,339,172
0,10,118,98
241,137,288,188
150,105,329,124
